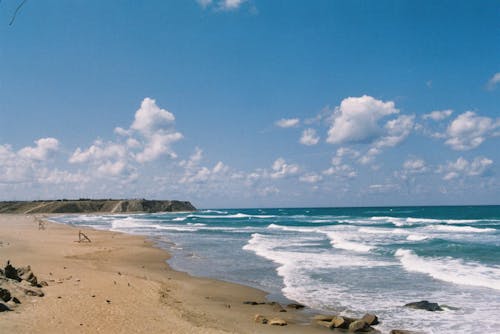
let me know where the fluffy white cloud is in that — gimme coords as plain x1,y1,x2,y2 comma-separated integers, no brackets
276,118,300,128
71,98,183,175
37,169,89,184
445,111,499,150
270,158,300,179
327,95,399,145
18,137,59,161
299,173,323,183
179,148,230,184
197,0,213,8
439,156,493,180
299,128,319,146
69,140,127,164
487,72,500,90
323,164,357,179
135,132,183,163
423,109,453,121
375,115,415,148
221,0,246,10
131,98,175,135
403,158,427,174
368,184,400,193
197,0,247,10
331,147,360,166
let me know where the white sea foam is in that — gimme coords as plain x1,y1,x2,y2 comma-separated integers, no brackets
426,225,496,233
187,213,276,219
173,217,186,221
370,216,492,226
325,232,374,253
395,249,500,291
406,234,429,241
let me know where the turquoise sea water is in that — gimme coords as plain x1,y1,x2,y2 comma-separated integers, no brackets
53,206,500,333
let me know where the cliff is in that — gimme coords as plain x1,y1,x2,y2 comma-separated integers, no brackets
0,199,196,214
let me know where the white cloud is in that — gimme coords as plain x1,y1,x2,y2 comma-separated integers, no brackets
131,97,175,136
486,72,500,90
299,173,323,183
219,0,246,10
439,156,493,180
38,169,89,184
375,115,415,148
331,147,360,166
276,118,300,128
323,164,357,179
178,148,231,184
69,140,127,164
135,132,183,163
96,160,128,177
299,128,319,146
257,186,279,196
423,109,453,121
198,0,247,11
445,111,499,150
18,137,59,161
327,95,399,145
270,158,300,179
197,0,213,8
368,183,400,193
403,158,427,174
395,157,428,181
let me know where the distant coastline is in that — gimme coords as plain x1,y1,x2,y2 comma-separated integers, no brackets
0,199,196,214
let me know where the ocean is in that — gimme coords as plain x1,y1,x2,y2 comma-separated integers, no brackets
53,206,500,334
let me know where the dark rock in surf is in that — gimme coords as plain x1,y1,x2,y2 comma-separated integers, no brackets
404,300,443,311
286,302,305,309
361,313,379,325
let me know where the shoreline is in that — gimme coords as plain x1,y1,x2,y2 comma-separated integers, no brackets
0,214,330,333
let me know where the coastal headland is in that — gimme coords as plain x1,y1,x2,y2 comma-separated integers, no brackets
0,199,196,214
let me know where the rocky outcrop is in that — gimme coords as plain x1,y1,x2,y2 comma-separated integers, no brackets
0,199,196,214
0,261,46,312
313,313,379,332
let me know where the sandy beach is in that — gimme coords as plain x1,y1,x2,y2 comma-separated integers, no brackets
0,214,329,334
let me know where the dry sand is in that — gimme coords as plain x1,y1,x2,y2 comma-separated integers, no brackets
0,214,328,333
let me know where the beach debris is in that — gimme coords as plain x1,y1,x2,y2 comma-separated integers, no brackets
12,297,21,304
404,300,443,312
23,288,44,297
286,302,305,309
254,314,268,324
243,300,266,305
268,317,287,326
77,231,92,243
16,265,38,286
272,303,287,312
0,288,12,302
106,299,111,304
4,261,21,281
390,330,424,334
0,303,11,312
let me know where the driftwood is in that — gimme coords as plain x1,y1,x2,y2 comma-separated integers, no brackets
34,216,46,230
77,231,91,243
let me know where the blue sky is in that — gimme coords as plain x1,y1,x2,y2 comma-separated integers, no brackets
0,0,498,208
